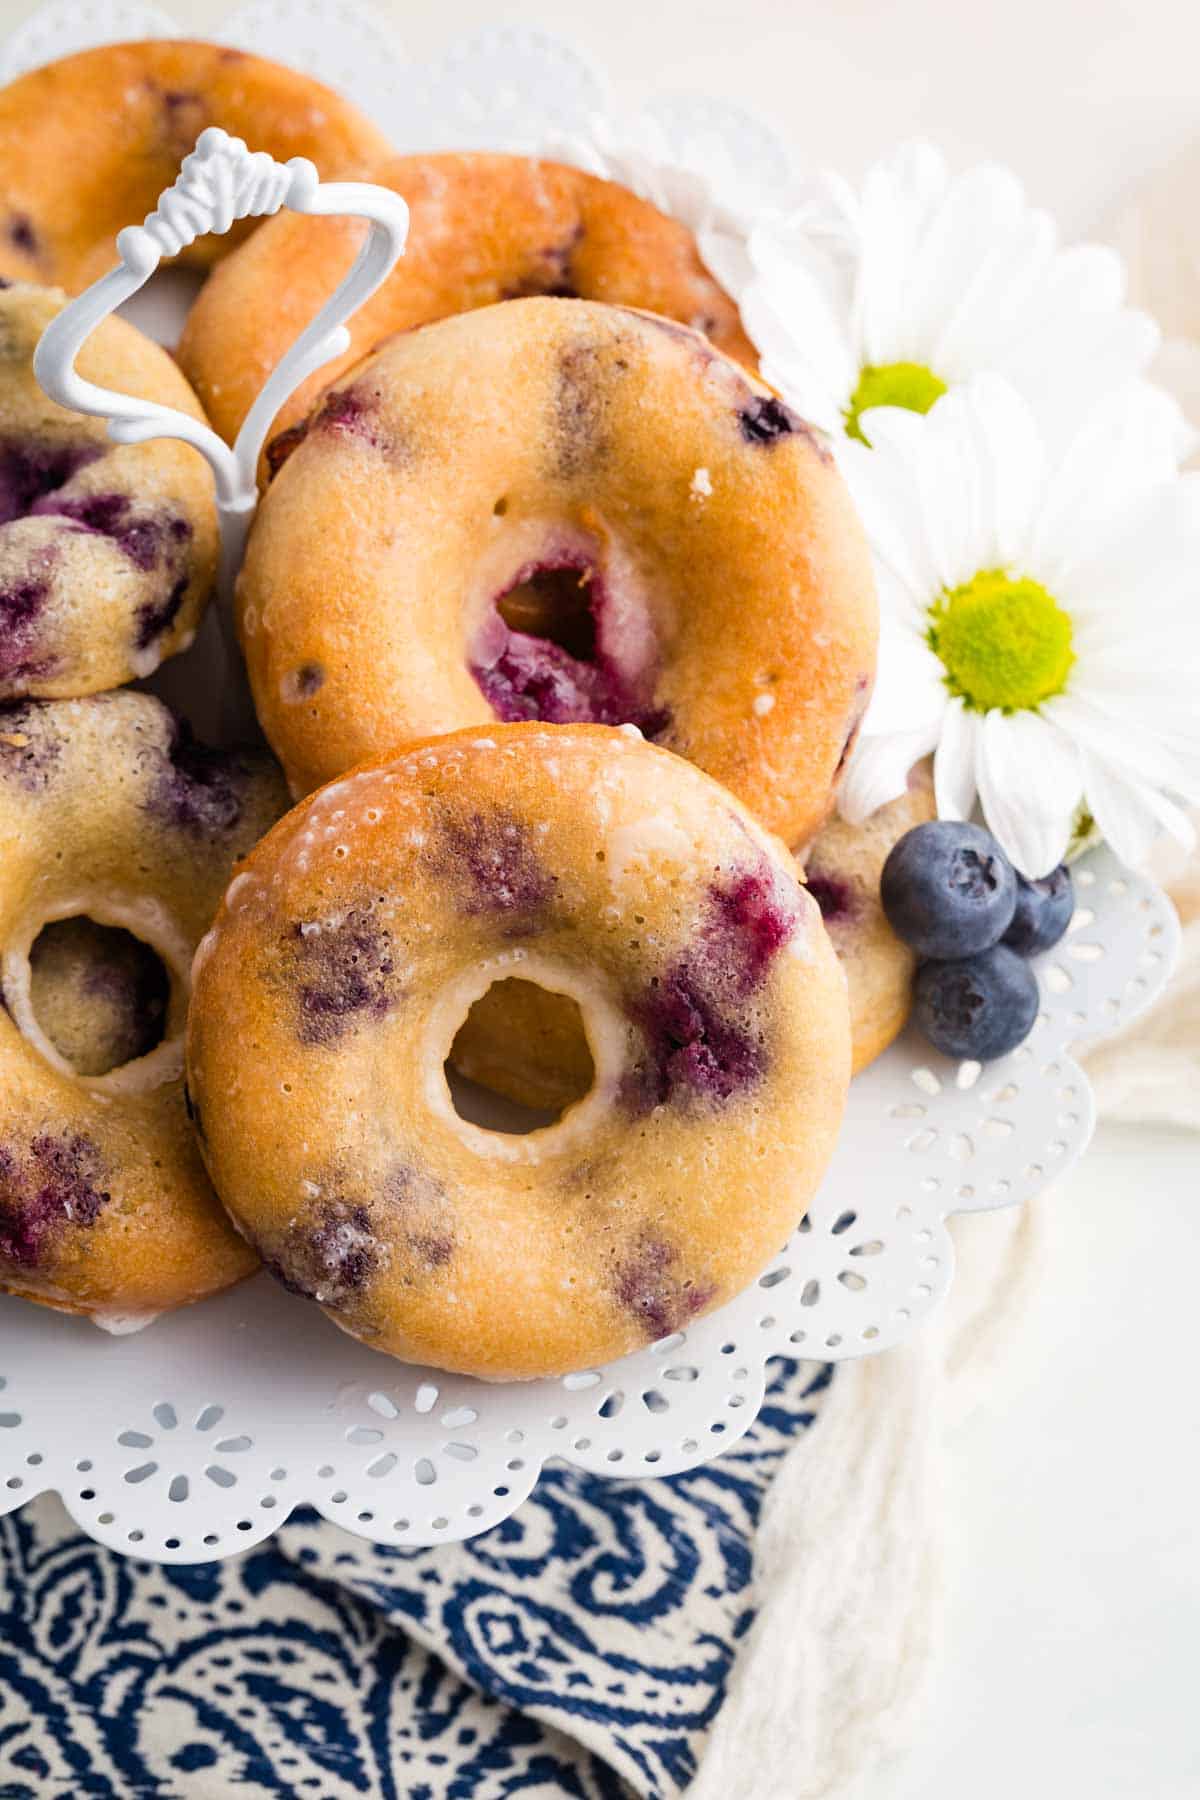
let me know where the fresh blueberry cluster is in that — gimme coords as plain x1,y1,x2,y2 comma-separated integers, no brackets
880,821,1074,1062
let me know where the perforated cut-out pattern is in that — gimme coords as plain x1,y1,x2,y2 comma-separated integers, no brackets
0,845,1177,1559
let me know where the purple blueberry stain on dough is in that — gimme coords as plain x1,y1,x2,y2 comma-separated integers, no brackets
7,215,37,258
293,662,325,699
35,490,191,575
0,576,49,681
0,439,101,526
148,727,249,836
805,873,856,926
624,967,765,1110
158,87,209,156
624,864,797,1110
317,386,382,447
134,574,189,652
738,394,805,445
503,223,586,299
442,809,554,920
614,1236,717,1339
266,1201,379,1304
470,555,669,736
289,910,398,1046
381,1163,454,1269
0,1132,111,1269
553,339,613,478
707,868,798,993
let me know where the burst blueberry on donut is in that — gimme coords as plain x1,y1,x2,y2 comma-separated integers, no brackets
237,298,877,848
0,692,289,1325
0,283,219,698
177,151,758,456
0,42,391,294
186,724,851,1380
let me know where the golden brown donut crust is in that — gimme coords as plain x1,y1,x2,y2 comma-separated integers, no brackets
0,41,392,294
0,283,219,698
0,692,288,1321
237,298,877,847
186,723,851,1380
177,152,758,454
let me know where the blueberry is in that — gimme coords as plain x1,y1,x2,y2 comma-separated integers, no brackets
914,946,1039,1062
881,821,1016,959
1003,865,1074,957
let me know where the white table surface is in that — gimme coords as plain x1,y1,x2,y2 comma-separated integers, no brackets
1,0,1198,1793
891,1121,1200,1800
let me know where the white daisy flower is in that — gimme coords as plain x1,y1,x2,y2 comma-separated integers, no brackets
839,377,1200,876
741,141,1192,458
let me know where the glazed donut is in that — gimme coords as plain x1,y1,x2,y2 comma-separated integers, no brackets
186,723,851,1380
801,766,937,1074
177,151,757,456
0,691,288,1325
1,283,218,698
237,298,877,845
0,42,391,294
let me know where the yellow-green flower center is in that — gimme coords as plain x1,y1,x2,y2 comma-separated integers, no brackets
927,569,1076,713
844,361,948,442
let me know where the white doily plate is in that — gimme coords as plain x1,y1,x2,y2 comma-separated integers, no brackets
0,843,1178,1560
0,3,1182,1557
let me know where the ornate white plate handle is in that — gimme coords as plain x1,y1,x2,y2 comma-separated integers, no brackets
33,125,410,592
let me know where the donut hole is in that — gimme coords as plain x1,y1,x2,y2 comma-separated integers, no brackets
496,565,598,662
28,917,170,1078
447,977,596,1131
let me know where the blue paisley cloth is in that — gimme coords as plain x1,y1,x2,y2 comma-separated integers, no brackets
0,1362,831,1799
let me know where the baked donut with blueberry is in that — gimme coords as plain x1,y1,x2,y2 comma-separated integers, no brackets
0,283,218,698
0,42,391,294
453,767,939,1106
237,298,877,846
186,723,851,1380
799,766,937,1073
0,691,288,1326
178,150,757,457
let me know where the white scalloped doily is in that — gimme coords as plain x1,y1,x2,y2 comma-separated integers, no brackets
0,845,1178,1560
0,2,1182,1558
0,3,795,245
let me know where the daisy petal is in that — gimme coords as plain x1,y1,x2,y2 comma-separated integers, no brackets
933,698,980,819
956,376,1047,568
976,710,1082,876
861,620,946,735
839,720,943,824
1081,753,1191,869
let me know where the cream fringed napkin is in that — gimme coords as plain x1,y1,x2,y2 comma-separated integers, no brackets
693,848,1198,1800
690,148,1200,1789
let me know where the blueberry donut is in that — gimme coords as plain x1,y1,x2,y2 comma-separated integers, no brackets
0,692,288,1325
178,152,757,456
0,43,391,294
238,298,877,846
186,723,851,1380
1,283,219,698
801,766,937,1074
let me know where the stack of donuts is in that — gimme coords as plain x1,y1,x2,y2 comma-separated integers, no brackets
0,40,928,1380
